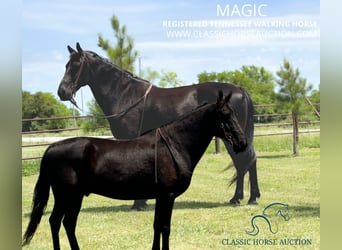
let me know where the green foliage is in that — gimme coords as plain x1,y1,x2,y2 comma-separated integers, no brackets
93,15,140,129
22,91,75,132
98,15,138,72
198,65,275,104
141,68,184,88
140,67,160,83
81,99,109,132
309,84,320,113
276,59,313,115
159,70,184,88
276,59,314,156
22,160,40,176
197,65,277,122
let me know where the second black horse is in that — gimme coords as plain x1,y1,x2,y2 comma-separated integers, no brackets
23,92,247,250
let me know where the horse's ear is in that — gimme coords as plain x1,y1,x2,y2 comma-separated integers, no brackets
216,90,224,107
225,91,233,103
217,90,224,101
67,45,76,54
76,42,83,53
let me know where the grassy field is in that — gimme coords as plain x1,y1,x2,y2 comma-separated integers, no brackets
22,133,320,249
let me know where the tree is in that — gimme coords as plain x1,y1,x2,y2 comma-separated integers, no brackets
140,67,160,83
98,15,138,72
197,66,277,122
140,68,184,88
198,66,275,103
158,70,184,88
22,91,75,132
276,59,313,156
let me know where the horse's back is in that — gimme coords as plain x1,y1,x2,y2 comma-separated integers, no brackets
45,137,91,160
152,82,250,110
189,83,253,130
40,137,92,185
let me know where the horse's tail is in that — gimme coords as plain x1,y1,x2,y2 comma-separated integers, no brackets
224,87,256,186
239,86,257,167
224,161,249,187
239,86,255,143
22,153,51,246
223,162,239,187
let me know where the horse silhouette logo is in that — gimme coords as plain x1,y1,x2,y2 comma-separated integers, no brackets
246,202,290,236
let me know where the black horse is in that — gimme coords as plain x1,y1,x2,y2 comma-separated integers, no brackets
22,92,247,250
58,43,260,208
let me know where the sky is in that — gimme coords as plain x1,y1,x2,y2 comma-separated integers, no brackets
22,0,320,112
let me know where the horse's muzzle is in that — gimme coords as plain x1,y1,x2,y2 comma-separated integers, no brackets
57,82,73,101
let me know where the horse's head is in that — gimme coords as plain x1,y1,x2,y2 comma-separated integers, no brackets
216,91,247,153
57,43,91,105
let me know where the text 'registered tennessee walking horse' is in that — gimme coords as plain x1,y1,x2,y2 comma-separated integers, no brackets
57,43,260,209
23,92,247,250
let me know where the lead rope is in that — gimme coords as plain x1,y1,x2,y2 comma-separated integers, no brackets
137,83,153,136
154,128,161,184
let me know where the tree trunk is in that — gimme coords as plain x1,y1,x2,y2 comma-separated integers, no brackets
292,113,299,156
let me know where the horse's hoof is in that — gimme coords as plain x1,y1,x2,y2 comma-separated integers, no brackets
227,200,241,206
248,200,259,206
130,207,145,211
130,204,148,211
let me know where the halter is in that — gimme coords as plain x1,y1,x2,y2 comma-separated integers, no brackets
217,109,234,146
69,55,87,108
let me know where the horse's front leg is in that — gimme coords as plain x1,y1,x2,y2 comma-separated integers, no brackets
152,194,175,250
248,157,261,205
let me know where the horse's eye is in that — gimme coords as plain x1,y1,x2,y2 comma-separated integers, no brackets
72,61,80,67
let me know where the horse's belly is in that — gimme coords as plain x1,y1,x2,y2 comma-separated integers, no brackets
88,180,158,200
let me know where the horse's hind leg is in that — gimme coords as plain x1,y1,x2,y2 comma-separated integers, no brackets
224,142,258,205
63,192,83,250
49,198,65,250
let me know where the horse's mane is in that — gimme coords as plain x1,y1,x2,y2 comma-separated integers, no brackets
141,101,211,136
83,50,151,84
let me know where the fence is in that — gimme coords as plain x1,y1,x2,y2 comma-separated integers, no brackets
22,104,320,161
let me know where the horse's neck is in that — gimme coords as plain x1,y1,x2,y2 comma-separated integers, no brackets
88,62,148,115
164,107,216,171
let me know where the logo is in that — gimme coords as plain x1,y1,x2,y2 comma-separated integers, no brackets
246,202,290,236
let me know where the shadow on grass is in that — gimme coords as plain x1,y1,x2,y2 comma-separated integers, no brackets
80,201,229,213
257,154,290,159
23,201,231,218
23,202,320,218
75,202,320,218
290,203,320,218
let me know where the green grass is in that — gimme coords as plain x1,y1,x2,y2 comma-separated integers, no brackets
22,137,320,249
